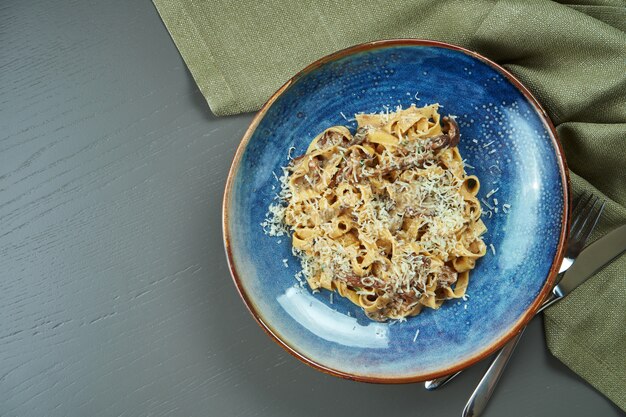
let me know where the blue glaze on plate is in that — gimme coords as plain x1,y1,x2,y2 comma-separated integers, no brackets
224,42,567,381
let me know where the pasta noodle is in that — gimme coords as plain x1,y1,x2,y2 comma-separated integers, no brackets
264,104,487,321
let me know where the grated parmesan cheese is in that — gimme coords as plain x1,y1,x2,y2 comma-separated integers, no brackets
488,164,501,175
261,105,487,321
486,188,499,198
481,198,494,210
413,329,420,342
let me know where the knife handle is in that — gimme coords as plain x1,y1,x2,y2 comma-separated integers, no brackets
461,290,562,417
462,327,525,417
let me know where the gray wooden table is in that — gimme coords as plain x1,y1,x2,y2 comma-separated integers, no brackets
1,1,622,416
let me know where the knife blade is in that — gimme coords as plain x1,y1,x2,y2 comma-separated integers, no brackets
554,224,626,298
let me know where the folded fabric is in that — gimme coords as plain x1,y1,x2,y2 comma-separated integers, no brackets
153,0,626,409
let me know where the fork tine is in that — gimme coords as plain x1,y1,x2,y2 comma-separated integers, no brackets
570,197,599,241
575,199,605,246
571,193,589,214
571,196,598,240
569,193,593,236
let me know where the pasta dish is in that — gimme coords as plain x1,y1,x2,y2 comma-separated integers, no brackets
264,104,487,321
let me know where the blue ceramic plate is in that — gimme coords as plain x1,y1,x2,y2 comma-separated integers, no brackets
223,40,569,382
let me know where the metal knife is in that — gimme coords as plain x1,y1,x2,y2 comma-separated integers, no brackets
553,223,626,298
462,223,626,417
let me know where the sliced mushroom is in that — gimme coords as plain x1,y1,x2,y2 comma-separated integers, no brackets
437,265,458,288
442,116,460,147
309,126,353,151
426,116,460,151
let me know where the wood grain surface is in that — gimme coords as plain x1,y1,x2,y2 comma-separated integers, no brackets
0,1,622,416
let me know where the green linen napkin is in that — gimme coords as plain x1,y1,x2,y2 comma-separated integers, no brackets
153,0,626,408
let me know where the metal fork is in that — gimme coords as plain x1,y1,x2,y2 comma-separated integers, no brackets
557,194,605,273
425,193,604,391
461,194,604,417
